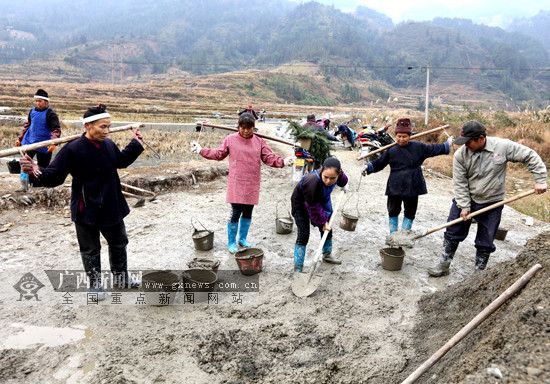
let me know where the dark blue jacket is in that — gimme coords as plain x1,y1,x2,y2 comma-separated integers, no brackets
366,141,449,196
33,134,144,227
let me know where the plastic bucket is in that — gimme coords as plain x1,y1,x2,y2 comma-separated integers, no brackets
142,270,180,306
275,201,293,234
495,228,508,241
182,269,218,303
7,159,20,174
380,248,405,271
235,248,264,276
339,212,359,232
191,218,214,251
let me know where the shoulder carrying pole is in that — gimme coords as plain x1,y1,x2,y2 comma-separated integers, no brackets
199,122,295,146
0,123,142,158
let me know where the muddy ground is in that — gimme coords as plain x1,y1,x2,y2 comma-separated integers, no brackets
0,122,549,383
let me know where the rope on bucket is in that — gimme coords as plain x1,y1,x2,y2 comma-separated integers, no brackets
185,121,205,168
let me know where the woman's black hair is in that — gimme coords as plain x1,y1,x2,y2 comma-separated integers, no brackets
238,112,255,129
83,103,107,119
321,157,342,174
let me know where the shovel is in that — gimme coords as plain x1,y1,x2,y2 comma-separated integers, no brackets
292,189,345,297
386,189,536,247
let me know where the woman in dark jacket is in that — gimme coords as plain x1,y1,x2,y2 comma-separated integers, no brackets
362,118,451,237
291,157,348,272
20,104,144,300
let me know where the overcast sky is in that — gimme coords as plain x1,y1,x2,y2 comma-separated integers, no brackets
307,0,550,27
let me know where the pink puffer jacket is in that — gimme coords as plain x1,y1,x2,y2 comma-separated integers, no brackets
200,133,285,205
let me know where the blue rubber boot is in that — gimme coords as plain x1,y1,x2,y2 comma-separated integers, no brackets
294,244,306,272
401,217,414,248
237,218,252,248
389,216,399,233
322,238,341,264
227,222,239,253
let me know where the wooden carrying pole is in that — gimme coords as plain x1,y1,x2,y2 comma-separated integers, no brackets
422,189,536,237
401,263,543,384
199,122,295,146
357,124,449,161
0,123,143,158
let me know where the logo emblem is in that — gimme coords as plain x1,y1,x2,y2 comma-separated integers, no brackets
14,273,45,301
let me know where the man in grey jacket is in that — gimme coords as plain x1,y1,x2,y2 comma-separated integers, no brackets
428,121,547,277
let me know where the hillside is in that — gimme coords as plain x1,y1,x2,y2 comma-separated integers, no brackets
0,0,549,107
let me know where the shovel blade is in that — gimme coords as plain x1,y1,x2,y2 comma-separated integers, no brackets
292,272,325,297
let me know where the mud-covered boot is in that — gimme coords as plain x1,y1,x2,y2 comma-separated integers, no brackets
401,217,414,248
389,216,399,233
227,222,239,253
428,238,459,277
475,251,490,271
15,172,29,193
322,238,341,264
294,244,306,273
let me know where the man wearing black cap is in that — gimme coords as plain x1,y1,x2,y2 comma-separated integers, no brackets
15,89,61,192
428,121,547,277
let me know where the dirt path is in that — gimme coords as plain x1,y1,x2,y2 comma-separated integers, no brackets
0,124,548,383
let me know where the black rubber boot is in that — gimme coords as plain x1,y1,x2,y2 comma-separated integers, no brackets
109,247,139,288
475,251,490,271
428,238,459,277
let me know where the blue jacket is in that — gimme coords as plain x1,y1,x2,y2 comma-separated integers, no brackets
33,134,144,227
335,124,356,147
366,141,449,196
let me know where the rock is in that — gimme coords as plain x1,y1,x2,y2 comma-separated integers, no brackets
526,367,542,376
487,367,503,379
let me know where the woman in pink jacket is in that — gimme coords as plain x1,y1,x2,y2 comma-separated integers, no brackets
191,113,294,253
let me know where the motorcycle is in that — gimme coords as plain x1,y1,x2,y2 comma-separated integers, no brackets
356,123,395,160
292,146,315,182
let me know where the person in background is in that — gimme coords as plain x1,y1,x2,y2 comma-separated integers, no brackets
15,89,61,192
238,104,258,120
291,157,349,272
20,104,144,301
363,118,452,241
334,124,357,149
428,121,547,276
303,114,338,141
191,113,294,253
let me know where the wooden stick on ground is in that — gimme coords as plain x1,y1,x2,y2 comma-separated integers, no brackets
401,263,543,384
0,123,143,158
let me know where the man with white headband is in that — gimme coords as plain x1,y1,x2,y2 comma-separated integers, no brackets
20,103,144,301
15,89,61,192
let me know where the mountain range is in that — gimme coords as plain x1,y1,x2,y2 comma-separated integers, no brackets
0,0,549,108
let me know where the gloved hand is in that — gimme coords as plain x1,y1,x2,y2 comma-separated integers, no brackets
283,156,295,167
447,135,454,145
362,163,372,176
535,183,547,195
47,145,55,153
340,184,350,193
190,141,202,154
20,155,41,177
15,140,21,147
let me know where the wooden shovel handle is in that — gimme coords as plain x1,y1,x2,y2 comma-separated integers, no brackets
307,189,346,280
424,189,535,236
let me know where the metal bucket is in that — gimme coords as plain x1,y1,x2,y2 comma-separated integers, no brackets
380,247,405,271
235,247,264,276
191,218,214,251
495,228,508,241
275,200,293,234
339,194,360,232
7,159,20,174
182,269,218,303
339,212,359,231
142,270,180,306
